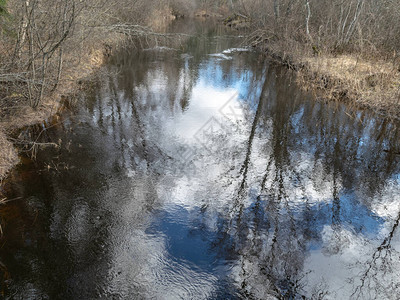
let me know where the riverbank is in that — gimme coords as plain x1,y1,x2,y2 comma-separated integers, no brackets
253,38,400,119
301,54,400,116
0,1,182,183
0,38,115,182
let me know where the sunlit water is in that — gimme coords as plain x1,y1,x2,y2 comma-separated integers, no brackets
1,19,400,299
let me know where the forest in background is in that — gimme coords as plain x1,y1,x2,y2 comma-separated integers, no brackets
228,0,400,119
1,0,399,114
229,0,400,54
0,0,197,112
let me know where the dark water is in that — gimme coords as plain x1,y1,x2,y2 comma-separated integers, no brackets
1,19,400,299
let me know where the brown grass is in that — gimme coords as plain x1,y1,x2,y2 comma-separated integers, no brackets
0,8,176,181
253,34,400,119
0,32,121,181
300,54,400,117
0,131,18,182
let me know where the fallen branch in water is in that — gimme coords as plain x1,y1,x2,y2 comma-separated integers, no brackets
0,196,23,204
8,138,58,148
91,23,193,38
8,136,58,160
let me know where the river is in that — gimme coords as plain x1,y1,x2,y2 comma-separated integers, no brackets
1,19,400,299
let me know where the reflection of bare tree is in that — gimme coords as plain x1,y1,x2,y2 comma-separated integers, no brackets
3,20,400,298
200,64,400,298
352,211,400,299
202,66,309,298
238,73,268,193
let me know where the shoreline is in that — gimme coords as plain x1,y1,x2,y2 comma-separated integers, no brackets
0,8,176,183
0,38,119,183
257,40,400,121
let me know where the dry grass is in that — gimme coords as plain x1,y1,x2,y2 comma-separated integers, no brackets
300,54,400,117
149,6,178,31
0,32,120,180
252,29,400,118
0,11,174,181
0,44,108,126
0,131,18,182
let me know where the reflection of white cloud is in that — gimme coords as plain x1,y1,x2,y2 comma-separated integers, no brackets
305,225,400,299
172,83,241,141
90,47,400,299
288,151,337,204
99,176,219,299
369,177,400,219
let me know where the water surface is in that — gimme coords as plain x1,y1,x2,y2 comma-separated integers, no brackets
1,19,400,299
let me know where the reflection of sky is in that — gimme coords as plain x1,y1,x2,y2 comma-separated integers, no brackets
197,56,265,105
152,49,392,238
147,205,221,271
144,206,238,298
167,83,240,141
164,51,266,143
247,189,384,252
161,51,400,298
94,46,400,298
